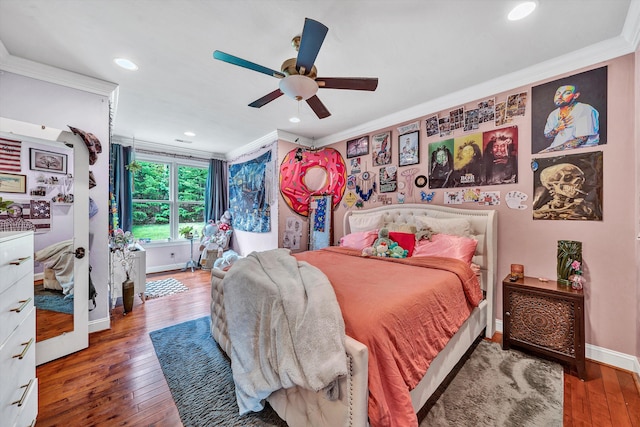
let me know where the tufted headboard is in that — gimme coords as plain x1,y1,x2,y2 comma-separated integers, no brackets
344,204,497,336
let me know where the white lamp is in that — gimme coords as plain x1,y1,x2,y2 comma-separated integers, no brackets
279,75,318,101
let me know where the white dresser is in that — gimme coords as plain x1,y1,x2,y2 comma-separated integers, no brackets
0,231,38,426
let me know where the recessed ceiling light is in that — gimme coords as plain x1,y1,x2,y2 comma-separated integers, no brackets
289,116,301,123
508,1,537,21
184,131,196,137
114,57,139,71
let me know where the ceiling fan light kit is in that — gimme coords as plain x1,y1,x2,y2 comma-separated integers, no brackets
279,75,318,101
213,18,378,119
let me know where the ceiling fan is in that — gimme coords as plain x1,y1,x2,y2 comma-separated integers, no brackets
213,18,378,119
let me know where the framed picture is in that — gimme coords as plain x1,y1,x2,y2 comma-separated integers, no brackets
29,148,68,174
0,172,27,193
346,136,369,158
371,131,391,166
399,131,420,166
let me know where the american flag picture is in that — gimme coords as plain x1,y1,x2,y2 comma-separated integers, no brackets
0,137,22,172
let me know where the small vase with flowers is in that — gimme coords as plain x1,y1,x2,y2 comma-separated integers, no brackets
568,260,585,291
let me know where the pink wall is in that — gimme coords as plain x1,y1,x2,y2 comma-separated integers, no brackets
635,45,640,362
316,55,637,357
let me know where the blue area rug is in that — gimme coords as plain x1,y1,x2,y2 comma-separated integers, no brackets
34,293,73,314
149,316,286,427
150,317,562,427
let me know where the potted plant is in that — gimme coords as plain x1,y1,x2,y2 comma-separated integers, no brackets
0,197,14,213
179,225,194,239
109,229,137,314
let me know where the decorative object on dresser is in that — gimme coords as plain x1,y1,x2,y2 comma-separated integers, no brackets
557,239,582,286
502,275,586,380
0,231,38,426
510,263,524,280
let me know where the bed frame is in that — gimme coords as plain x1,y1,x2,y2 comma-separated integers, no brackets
210,204,497,426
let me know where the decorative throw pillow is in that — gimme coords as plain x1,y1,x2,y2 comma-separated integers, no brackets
348,214,384,233
388,231,416,257
415,216,473,238
412,233,478,264
339,230,379,250
387,223,417,234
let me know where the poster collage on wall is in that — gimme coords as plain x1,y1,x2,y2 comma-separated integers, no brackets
340,65,607,221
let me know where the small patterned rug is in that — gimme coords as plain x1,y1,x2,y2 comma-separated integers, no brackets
145,278,189,299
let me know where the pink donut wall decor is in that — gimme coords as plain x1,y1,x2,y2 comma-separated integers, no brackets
279,147,347,216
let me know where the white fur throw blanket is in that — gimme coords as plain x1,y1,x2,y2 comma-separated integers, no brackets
223,248,347,415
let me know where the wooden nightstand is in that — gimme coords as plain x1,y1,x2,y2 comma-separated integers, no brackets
502,275,586,380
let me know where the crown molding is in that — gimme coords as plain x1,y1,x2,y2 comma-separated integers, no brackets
622,0,640,49
315,30,640,147
223,129,313,160
0,39,118,97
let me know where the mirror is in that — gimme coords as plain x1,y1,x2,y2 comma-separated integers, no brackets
0,122,89,365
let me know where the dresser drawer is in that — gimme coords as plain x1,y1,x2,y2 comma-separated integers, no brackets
12,378,38,427
0,274,34,347
0,308,36,425
0,233,33,296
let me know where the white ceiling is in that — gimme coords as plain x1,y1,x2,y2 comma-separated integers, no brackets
0,1,638,159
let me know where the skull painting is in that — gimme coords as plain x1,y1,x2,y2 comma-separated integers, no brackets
533,152,602,221
540,163,585,199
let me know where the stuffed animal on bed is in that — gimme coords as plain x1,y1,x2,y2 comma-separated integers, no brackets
362,228,409,258
389,242,408,258
415,225,436,242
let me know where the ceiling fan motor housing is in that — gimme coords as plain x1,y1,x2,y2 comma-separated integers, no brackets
280,58,317,79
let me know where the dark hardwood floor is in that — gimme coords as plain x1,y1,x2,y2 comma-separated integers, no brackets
36,269,640,426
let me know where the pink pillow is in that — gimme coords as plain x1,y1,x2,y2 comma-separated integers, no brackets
412,234,478,263
339,230,378,250
388,231,416,257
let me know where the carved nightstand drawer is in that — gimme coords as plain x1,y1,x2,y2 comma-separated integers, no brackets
502,275,586,380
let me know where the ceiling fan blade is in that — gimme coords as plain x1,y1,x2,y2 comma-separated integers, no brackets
306,95,331,119
316,77,379,91
248,89,284,108
213,50,285,78
296,18,328,74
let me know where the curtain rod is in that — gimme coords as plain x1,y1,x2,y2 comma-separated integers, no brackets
135,147,214,162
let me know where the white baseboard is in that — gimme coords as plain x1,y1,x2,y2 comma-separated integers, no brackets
89,316,110,333
494,319,639,374
146,263,187,274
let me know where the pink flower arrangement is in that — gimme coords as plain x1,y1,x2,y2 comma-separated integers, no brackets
570,260,583,275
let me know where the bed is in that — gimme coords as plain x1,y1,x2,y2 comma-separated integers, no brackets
210,204,497,426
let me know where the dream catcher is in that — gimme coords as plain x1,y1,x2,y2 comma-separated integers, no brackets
355,163,376,202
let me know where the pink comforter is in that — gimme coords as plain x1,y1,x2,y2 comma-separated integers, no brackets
294,247,482,427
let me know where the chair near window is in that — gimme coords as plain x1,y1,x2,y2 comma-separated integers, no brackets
199,211,233,269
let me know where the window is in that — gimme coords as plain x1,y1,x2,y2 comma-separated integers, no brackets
131,154,208,242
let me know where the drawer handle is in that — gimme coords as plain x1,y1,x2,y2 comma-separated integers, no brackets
9,256,31,265
10,298,32,313
13,338,34,360
505,311,511,316
11,378,34,407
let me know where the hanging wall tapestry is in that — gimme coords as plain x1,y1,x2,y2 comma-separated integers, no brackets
279,147,346,217
531,151,603,221
228,151,272,232
531,66,607,154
